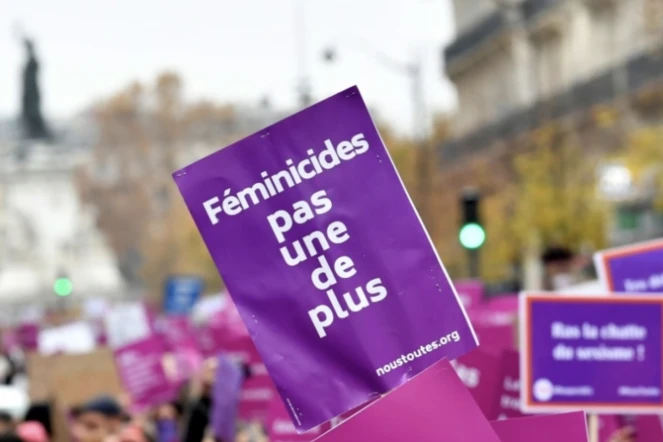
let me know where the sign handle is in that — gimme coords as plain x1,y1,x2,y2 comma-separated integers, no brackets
587,413,599,442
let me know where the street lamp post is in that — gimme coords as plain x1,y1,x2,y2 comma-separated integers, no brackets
293,0,312,108
322,46,431,221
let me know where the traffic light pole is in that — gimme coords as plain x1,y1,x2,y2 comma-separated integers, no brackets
468,249,480,279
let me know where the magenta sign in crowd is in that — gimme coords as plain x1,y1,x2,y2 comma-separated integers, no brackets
2,87,663,442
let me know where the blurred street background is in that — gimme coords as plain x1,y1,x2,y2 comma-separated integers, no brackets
0,0,662,327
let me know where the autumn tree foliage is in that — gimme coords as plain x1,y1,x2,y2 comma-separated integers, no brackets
622,126,663,210
478,124,609,281
77,72,270,299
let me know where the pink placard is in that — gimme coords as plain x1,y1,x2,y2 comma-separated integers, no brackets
635,415,663,442
473,322,515,353
266,397,326,442
468,295,517,353
106,303,178,411
313,359,501,442
1,329,18,352
16,323,39,351
452,348,501,419
493,349,526,420
114,337,178,411
453,280,484,310
490,411,588,441
469,295,518,326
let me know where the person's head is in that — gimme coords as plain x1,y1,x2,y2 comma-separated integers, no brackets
541,246,576,290
0,412,14,435
71,396,124,442
115,424,155,442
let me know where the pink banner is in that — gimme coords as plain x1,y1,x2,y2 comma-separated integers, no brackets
490,412,588,441
452,348,501,419
313,359,501,442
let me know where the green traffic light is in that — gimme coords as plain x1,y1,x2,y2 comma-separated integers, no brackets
459,223,486,250
53,278,73,297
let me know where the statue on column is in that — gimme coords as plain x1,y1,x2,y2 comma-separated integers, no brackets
20,37,49,140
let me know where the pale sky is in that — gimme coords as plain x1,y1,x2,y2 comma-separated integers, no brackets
1,0,457,136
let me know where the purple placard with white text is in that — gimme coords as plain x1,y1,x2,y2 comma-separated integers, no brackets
520,293,663,414
172,86,478,431
595,238,663,293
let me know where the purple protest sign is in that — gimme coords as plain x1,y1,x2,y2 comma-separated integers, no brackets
520,293,663,414
595,239,663,293
211,355,244,442
172,86,478,430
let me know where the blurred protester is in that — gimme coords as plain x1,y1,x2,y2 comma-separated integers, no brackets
181,358,252,442
0,412,15,435
0,352,17,385
541,246,579,290
114,423,155,442
154,403,180,442
23,404,52,439
181,359,216,442
16,422,48,442
71,396,125,442
0,433,25,442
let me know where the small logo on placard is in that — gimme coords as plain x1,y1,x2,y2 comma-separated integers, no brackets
533,378,554,402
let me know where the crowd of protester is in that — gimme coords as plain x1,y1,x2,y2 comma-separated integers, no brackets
0,246,651,442
0,355,267,442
